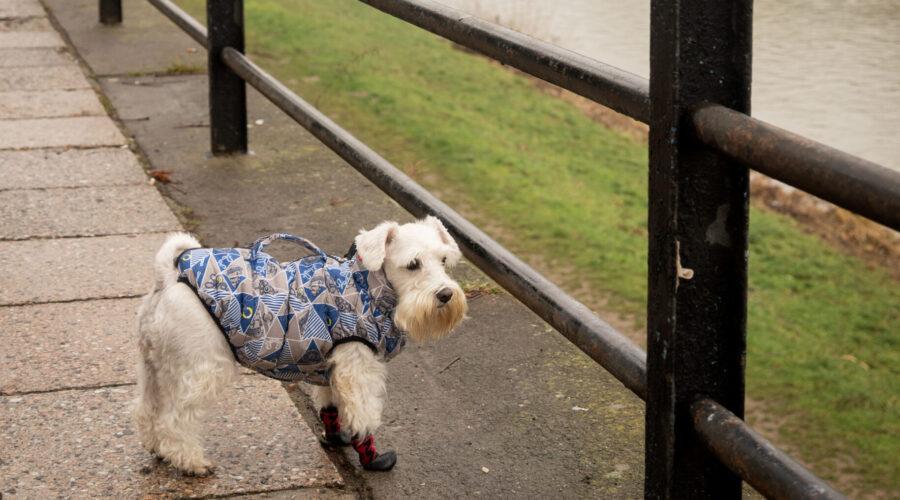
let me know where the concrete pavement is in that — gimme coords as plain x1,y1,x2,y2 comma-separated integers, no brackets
0,1,346,497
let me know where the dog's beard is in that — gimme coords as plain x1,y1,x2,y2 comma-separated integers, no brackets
394,283,467,342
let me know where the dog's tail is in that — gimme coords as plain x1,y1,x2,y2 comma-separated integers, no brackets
154,232,201,290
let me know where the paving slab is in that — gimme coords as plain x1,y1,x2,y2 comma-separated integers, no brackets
0,184,180,239
44,0,206,76
0,64,90,91
0,116,125,149
0,233,168,305
0,47,71,67
0,378,344,498
0,89,104,119
0,0,45,19
0,297,141,395
0,30,63,48
0,148,147,189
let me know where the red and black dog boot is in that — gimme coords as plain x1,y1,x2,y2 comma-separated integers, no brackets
318,406,352,447
352,434,397,471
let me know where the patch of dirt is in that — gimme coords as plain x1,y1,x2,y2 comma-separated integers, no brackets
750,173,900,279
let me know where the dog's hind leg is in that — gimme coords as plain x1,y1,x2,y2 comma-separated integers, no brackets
154,360,233,475
328,342,395,470
150,284,238,476
134,342,162,454
134,292,164,455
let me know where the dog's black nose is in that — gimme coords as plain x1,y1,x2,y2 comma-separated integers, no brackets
436,287,453,304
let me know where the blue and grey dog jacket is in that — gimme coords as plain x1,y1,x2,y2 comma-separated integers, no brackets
176,233,406,385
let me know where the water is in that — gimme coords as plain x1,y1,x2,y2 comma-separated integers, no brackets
444,0,900,169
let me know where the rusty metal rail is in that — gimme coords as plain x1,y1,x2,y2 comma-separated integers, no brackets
693,105,900,231
692,399,846,499
117,0,899,496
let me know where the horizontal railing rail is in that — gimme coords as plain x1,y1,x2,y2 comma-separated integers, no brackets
692,399,844,499
692,104,900,231
127,0,897,496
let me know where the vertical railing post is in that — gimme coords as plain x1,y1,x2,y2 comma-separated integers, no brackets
645,0,752,498
207,0,248,155
99,0,122,25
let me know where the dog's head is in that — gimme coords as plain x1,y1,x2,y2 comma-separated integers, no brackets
354,216,467,342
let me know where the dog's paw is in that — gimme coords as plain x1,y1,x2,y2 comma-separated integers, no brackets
362,450,397,472
173,456,215,477
180,461,215,477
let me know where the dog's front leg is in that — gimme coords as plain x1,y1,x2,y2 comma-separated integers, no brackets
308,384,352,447
328,342,396,471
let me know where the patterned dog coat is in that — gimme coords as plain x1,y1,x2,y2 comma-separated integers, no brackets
176,233,406,385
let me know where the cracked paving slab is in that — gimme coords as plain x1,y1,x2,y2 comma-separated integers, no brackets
0,298,142,395
0,47,72,67
0,377,344,498
0,89,105,119
0,184,180,239
0,116,125,149
0,31,63,49
0,65,90,91
0,233,168,305
0,148,148,190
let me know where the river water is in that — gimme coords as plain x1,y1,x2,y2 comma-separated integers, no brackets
444,0,900,169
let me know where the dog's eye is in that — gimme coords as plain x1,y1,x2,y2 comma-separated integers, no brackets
441,257,447,265
406,259,420,271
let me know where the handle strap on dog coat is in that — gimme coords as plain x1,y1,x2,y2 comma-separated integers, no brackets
250,233,327,261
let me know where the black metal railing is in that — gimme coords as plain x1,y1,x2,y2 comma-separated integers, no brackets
101,0,900,497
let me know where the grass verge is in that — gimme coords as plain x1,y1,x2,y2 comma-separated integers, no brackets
178,0,899,492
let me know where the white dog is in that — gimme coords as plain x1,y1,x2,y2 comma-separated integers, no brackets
134,217,467,474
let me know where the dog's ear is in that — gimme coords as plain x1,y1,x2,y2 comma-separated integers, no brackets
355,221,399,271
424,216,461,267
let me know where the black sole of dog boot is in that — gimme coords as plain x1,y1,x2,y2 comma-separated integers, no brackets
362,450,397,471
319,431,352,448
